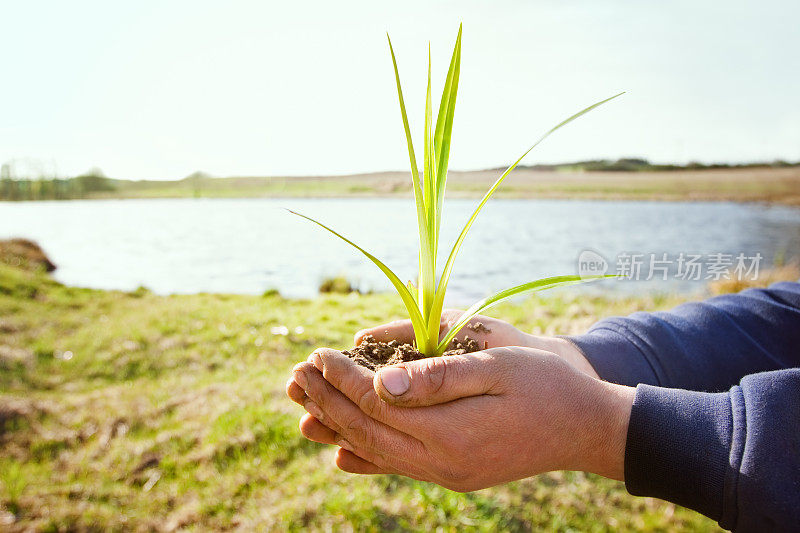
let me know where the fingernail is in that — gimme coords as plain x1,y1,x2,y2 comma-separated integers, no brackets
309,351,323,371
293,370,308,390
304,400,323,420
379,367,410,396
337,439,354,452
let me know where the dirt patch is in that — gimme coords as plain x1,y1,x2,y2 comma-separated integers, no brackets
0,398,48,437
342,334,482,370
466,322,492,334
0,239,56,272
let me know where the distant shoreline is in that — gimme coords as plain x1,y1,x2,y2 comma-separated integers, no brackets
2,165,799,206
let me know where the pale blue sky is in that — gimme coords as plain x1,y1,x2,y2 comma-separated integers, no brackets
2,0,798,180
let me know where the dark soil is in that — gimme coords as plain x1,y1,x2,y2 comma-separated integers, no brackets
343,334,483,371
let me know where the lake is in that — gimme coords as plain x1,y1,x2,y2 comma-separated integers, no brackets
1,198,799,304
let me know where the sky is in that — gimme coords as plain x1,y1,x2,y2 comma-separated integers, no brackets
1,0,799,180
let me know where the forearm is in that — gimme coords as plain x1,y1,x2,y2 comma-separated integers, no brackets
567,282,800,390
623,369,800,529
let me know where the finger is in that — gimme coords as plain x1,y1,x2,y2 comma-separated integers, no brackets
334,448,393,475
353,312,471,346
294,362,346,434
438,310,494,347
304,398,347,435
354,319,415,346
374,348,512,407
299,413,339,445
286,376,307,405
310,348,418,432
337,446,431,481
293,361,316,389
351,310,478,347
301,363,426,460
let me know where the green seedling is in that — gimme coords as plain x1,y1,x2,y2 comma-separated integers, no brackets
290,25,621,356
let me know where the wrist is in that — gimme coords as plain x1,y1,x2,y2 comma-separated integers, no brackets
578,381,635,481
520,334,600,379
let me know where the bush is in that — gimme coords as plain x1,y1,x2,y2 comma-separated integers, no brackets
318,276,358,294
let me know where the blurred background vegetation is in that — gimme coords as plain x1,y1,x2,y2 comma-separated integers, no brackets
2,159,798,203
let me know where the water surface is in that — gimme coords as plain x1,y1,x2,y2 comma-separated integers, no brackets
1,198,798,304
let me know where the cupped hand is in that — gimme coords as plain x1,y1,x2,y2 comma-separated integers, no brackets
286,346,633,491
354,309,528,350
354,310,600,378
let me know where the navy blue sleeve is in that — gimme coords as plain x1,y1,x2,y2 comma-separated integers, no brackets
625,370,800,530
567,281,800,391
566,282,800,530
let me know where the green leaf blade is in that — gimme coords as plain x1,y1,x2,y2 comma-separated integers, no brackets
388,33,433,334
429,92,625,330
387,34,421,187
435,275,615,354
433,24,462,223
419,43,437,323
425,25,462,345
287,209,435,354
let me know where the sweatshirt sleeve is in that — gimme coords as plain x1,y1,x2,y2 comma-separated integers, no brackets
566,281,800,391
566,281,800,529
625,369,800,530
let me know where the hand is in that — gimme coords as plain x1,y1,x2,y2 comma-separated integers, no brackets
354,310,600,379
354,310,528,350
286,346,634,491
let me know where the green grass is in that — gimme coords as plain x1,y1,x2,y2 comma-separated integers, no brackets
0,263,723,531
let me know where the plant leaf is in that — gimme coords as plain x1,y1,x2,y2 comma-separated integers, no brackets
419,43,436,322
425,25,461,345
428,92,625,335
436,275,614,354
432,24,462,233
287,209,433,353
407,280,418,303
388,34,433,325
387,34,421,190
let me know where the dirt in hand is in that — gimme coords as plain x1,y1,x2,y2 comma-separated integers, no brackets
343,334,482,370
466,322,492,334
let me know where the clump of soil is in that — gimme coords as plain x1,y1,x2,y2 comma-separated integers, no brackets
0,238,56,272
466,322,492,334
343,334,482,371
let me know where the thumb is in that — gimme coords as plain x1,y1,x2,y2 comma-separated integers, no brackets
373,350,508,407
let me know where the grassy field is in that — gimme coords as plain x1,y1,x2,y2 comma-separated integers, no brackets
0,263,738,531
88,166,800,206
